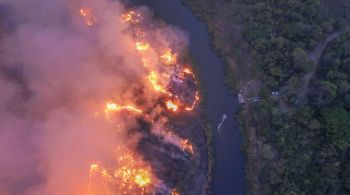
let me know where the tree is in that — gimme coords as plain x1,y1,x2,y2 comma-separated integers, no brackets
338,80,350,95
323,108,350,150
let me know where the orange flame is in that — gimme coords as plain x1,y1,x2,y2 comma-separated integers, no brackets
180,139,194,154
134,170,152,187
90,163,99,172
80,8,97,26
183,68,192,74
185,92,200,111
87,150,154,195
86,8,201,194
104,102,143,120
166,100,178,112
121,10,141,24
160,49,177,65
114,151,153,193
153,130,195,155
136,42,150,52
171,190,180,195
86,163,99,195
148,71,167,93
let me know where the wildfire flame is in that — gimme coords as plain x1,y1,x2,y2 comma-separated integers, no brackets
185,92,200,111
180,139,194,154
121,10,141,24
86,150,154,195
166,100,178,112
183,68,192,74
104,102,143,120
86,163,99,195
153,130,195,155
105,102,143,114
114,150,153,193
80,7,200,194
160,49,177,65
80,8,97,26
134,171,151,187
171,190,180,195
148,71,167,93
136,42,150,52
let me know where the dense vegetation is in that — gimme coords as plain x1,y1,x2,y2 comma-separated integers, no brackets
184,0,350,194
243,0,335,87
250,31,350,194
323,0,350,24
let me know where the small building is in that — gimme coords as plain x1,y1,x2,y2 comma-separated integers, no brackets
238,93,245,104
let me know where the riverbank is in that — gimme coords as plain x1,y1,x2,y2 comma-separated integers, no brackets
182,1,259,194
182,0,255,92
134,1,246,194
184,0,350,194
180,52,215,194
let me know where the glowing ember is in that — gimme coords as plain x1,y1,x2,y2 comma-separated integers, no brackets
86,163,99,194
152,129,195,155
134,170,151,187
90,163,99,172
185,92,200,111
104,102,143,120
86,150,154,195
171,190,180,195
183,68,192,74
160,49,177,65
148,71,167,93
121,10,141,24
135,42,150,51
80,8,97,26
105,102,143,114
166,100,178,112
180,139,194,154
114,151,153,193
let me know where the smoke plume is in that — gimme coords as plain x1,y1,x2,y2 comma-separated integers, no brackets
0,0,194,194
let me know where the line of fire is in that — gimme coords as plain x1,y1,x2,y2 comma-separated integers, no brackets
80,6,208,195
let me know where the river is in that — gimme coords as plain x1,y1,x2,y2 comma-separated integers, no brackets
132,0,246,194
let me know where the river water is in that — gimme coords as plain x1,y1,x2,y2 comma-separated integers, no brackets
133,0,246,194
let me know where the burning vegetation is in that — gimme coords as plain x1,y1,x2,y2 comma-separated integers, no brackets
0,1,208,194
80,8,98,26
79,4,205,195
86,148,155,195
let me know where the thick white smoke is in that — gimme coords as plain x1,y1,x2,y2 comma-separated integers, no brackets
0,0,189,194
